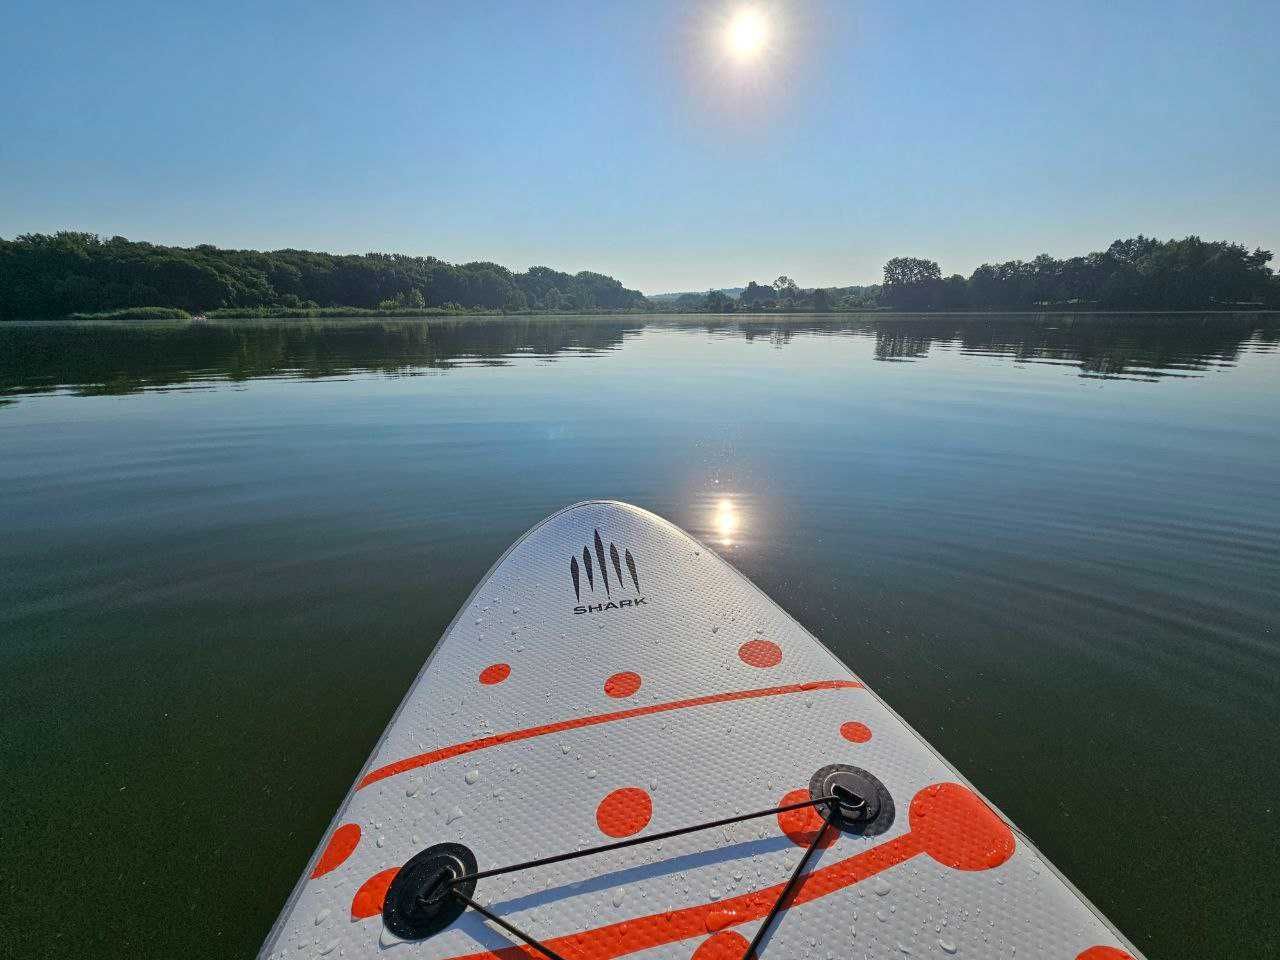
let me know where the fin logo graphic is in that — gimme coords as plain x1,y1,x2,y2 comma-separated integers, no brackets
570,529,646,615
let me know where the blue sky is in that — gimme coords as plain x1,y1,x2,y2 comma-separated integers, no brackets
2,0,1276,292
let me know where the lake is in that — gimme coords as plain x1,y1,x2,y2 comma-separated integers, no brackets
2,313,1277,959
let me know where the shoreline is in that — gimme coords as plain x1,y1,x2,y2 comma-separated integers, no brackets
24,307,1280,325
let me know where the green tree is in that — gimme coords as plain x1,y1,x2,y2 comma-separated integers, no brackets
881,257,943,310
740,281,775,306
940,275,968,309
703,290,734,312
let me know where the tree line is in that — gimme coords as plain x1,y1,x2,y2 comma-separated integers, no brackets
671,276,877,313
681,236,1278,313
879,236,1278,311
2,231,1276,320
0,232,649,320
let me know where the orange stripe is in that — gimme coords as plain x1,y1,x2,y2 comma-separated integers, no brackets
445,832,923,960
358,680,862,789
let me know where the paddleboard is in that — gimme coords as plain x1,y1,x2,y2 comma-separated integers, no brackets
260,500,1143,960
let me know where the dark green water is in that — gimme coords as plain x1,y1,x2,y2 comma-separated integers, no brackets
2,314,1277,959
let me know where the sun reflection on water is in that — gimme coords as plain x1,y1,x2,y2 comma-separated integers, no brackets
714,497,739,546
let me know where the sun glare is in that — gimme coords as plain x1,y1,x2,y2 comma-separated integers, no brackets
714,498,739,545
726,7,769,61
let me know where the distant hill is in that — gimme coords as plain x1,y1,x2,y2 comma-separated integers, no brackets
0,233,650,320
649,287,744,301
3,232,1275,320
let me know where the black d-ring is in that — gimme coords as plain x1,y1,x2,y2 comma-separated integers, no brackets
382,842,478,940
808,764,895,837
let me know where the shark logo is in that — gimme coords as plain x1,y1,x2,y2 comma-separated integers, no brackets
570,530,644,614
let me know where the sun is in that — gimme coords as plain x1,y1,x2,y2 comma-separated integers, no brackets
725,7,769,61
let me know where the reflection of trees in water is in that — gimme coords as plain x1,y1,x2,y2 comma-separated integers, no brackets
872,329,931,361
862,316,1271,380
1,314,1276,397
0,318,640,396
659,314,1278,379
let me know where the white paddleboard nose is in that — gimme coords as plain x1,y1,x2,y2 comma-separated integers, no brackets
261,500,1144,960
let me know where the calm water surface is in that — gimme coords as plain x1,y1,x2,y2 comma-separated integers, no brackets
2,314,1277,959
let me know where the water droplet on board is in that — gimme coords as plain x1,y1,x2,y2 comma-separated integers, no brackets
938,940,958,954
406,783,418,797
446,806,464,824
587,769,598,779
562,743,571,754
612,889,625,907
318,939,340,955
875,878,892,896
376,835,386,848
705,908,737,932
464,769,480,785
313,908,330,925
876,910,889,922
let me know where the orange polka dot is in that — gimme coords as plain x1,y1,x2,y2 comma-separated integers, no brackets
776,788,837,848
909,782,1015,871
692,931,753,959
738,639,782,668
479,662,510,685
840,721,872,743
351,866,399,919
604,671,642,698
1076,949,1134,960
311,822,361,878
596,787,653,838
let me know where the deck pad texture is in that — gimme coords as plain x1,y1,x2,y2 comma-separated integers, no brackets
262,501,1141,960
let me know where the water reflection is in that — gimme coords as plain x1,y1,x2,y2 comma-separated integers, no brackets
713,497,740,546
0,317,640,398
2,310,1278,960
0,313,1275,399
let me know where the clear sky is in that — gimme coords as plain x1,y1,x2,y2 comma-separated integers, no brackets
2,0,1276,293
